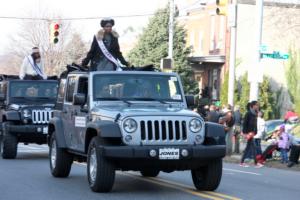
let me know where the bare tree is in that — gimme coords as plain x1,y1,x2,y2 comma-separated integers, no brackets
264,6,300,49
63,33,88,65
6,10,72,76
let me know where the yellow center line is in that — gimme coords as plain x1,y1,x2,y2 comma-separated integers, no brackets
202,191,242,200
126,172,241,200
121,172,223,200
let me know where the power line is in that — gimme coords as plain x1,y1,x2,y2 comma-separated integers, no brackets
0,13,155,21
0,1,205,21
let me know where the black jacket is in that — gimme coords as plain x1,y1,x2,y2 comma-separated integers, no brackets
242,110,257,134
207,111,220,123
82,30,128,70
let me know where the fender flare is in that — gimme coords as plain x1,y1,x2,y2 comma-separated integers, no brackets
86,120,122,138
48,117,67,148
4,111,20,121
204,122,226,145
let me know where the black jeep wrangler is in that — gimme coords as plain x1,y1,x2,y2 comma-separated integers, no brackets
48,70,226,193
0,75,58,159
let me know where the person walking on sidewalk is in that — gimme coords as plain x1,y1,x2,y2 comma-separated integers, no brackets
240,101,263,168
233,105,242,154
254,111,265,154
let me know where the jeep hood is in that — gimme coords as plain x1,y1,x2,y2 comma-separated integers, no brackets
91,105,200,120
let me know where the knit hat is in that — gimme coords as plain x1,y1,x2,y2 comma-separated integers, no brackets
100,18,115,27
32,47,39,54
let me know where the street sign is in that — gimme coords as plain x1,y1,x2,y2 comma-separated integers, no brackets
260,51,289,60
260,44,269,53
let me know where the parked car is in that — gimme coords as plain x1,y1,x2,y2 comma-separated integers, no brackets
264,119,284,140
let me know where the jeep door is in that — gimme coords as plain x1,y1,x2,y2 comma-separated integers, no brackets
72,76,88,152
62,76,77,149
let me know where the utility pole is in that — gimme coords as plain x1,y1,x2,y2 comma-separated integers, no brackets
249,0,263,101
168,0,175,60
228,0,237,107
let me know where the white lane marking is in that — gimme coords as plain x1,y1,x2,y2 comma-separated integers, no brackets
18,145,48,152
223,168,262,176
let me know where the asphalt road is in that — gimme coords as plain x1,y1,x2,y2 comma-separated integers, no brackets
0,144,299,200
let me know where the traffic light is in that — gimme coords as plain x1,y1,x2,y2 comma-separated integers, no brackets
216,0,228,15
50,23,60,44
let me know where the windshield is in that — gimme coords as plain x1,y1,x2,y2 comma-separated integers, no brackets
9,81,58,100
93,74,183,102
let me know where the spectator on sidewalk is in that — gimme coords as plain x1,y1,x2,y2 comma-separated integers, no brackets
257,128,280,164
240,101,263,168
284,108,299,123
278,125,290,164
207,105,220,123
219,108,235,156
287,134,300,168
254,111,265,155
233,105,242,154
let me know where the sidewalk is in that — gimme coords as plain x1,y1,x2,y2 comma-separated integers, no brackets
224,151,300,172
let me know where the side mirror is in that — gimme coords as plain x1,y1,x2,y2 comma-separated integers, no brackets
185,95,195,107
73,93,86,106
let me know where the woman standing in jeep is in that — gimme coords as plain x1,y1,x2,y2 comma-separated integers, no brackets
82,18,129,71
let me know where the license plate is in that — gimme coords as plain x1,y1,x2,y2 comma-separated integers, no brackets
43,127,48,134
159,148,180,160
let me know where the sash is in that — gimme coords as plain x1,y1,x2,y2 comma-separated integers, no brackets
96,36,123,71
27,56,44,77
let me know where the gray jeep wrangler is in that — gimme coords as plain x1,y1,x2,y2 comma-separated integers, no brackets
0,75,58,159
48,71,225,193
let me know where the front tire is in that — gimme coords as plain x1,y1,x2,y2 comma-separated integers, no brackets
1,122,18,159
87,137,115,193
191,159,223,191
49,134,73,177
140,169,160,177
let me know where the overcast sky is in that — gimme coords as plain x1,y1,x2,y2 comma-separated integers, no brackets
0,0,191,55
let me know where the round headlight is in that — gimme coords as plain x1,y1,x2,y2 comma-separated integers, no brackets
123,118,137,133
189,118,202,133
23,109,31,118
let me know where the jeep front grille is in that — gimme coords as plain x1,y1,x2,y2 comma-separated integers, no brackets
32,110,53,124
140,120,187,142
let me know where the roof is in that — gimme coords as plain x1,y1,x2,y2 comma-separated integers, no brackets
238,0,300,8
188,55,226,63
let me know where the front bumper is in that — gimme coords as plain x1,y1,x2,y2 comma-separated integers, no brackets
7,124,48,135
100,145,226,160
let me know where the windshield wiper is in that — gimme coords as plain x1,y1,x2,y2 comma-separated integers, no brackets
12,96,53,100
96,97,132,106
131,97,168,105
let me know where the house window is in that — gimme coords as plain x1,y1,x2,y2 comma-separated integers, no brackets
190,30,195,49
198,31,203,55
218,16,225,49
210,15,216,51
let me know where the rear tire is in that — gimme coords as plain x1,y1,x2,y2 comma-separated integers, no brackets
49,133,73,177
1,122,18,159
191,159,223,191
140,169,160,177
87,137,115,193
